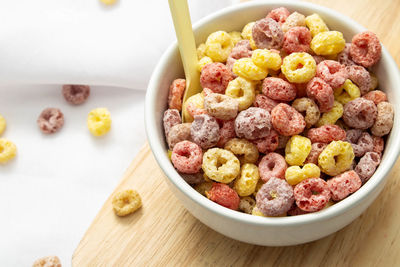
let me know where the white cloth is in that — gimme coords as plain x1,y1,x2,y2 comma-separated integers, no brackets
0,0,236,266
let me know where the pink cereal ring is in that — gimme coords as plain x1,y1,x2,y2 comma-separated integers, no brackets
271,103,306,136
216,119,236,147
307,125,346,143
253,94,279,113
343,98,377,129
266,7,290,24
363,90,387,105
226,56,237,78
316,60,347,89
337,43,356,66
355,152,381,183
372,136,384,156
191,114,220,149
346,130,373,157
230,40,253,59
252,18,284,50
252,129,279,153
282,26,311,54
207,183,240,210
163,109,181,137
258,152,287,182
171,140,203,174
294,178,331,212
262,77,297,102
346,65,371,95
235,107,272,140
305,142,327,164
350,31,382,68
256,177,294,216
168,79,186,111
327,170,362,201
306,77,334,112
200,63,233,94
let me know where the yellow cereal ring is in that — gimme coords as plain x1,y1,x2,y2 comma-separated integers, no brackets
202,148,240,184
285,135,312,166
182,92,204,122
251,49,282,71
285,163,321,185
305,14,329,37
241,22,257,50
233,58,268,81
334,79,361,104
316,101,343,127
0,138,17,164
224,138,259,164
112,189,142,216
229,31,243,46
205,31,234,62
87,108,112,137
318,141,354,176
281,52,316,83
0,114,6,135
198,56,213,72
310,31,346,56
197,43,207,60
225,77,256,111
234,163,260,196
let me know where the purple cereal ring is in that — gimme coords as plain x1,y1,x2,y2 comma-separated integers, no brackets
191,114,220,149
346,130,373,157
37,108,64,134
372,136,384,156
163,109,181,137
258,152,287,182
266,7,290,24
305,142,327,164
62,85,90,105
343,98,377,129
256,177,294,216
283,26,311,54
294,178,331,212
262,77,297,102
271,103,306,136
307,125,346,143
252,129,279,153
235,107,271,140
363,90,388,105
230,40,253,60
371,102,394,137
350,31,382,68
171,140,203,174
252,18,284,50
253,94,279,113
306,77,334,112
346,65,371,95
200,63,233,94
337,43,356,66
167,123,192,149
327,170,362,201
216,119,236,147
355,152,381,183
316,60,347,89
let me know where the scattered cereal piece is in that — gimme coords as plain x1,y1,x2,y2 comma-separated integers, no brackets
112,189,142,217
37,108,64,134
33,256,62,267
62,85,90,105
87,108,111,137
0,138,17,164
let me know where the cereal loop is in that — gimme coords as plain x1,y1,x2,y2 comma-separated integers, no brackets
87,108,111,137
343,98,377,129
355,152,381,183
200,63,232,94
285,163,321,185
337,43,356,66
171,141,203,174
229,31,243,46
316,100,343,127
38,108,65,134
230,40,253,60
350,31,382,68
316,60,347,89
310,31,345,56
307,125,346,144
182,93,204,122
251,49,282,71
235,107,271,140
363,90,387,105
282,12,306,33
225,77,256,111
224,138,259,164
252,18,284,50
198,56,213,72
33,256,62,267
305,142,327,164
271,103,306,136
252,129,279,154
239,196,256,214
267,7,290,24
0,138,17,164
372,136,384,156
285,135,312,166
217,119,236,147
62,84,90,105
283,27,311,54
241,22,257,50
167,79,186,111
281,52,316,83
346,65,371,95
327,170,361,201
318,141,354,176
197,43,207,59
234,163,260,196
204,93,238,120
305,14,329,37
306,77,334,113
112,189,142,216
334,79,360,105
292,97,320,128
167,123,191,149
205,31,234,62
371,102,394,137
254,94,279,113
262,77,297,102
191,114,220,149
346,130,373,157
294,178,331,212
206,183,240,210
202,148,240,183
163,109,181,137
259,152,287,182
233,58,268,81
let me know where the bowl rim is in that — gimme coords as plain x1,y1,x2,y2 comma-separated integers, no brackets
145,0,400,226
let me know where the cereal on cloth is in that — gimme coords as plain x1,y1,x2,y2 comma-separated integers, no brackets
252,129,279,153
33,256,62,267
87,107,111,137
259,152,287,182
234,163,260,196
343,98,377,129
182,92,204,122
191,114,220,149
180,172,205,185
204,93,238,120
167,123,191,149
327,170,362,201
241,22,257,50
62,84,90,105
281,52,316,83
112,189,142,217
316,100,343,127
285,163,320,185
0,114,6,135
285,135,312,166
171,141,203,174
307,125,346,144
334,79,360,105
305,13,329,37
355,152,381,183
305,142,327,164
350,31,382,68
346,65,371,95
216,119,236,147
205,31,234,62
200,63,232,94
337,43,356,66
372,136,384,156
252,18,284,50
262,77,297,102
267,7,290,24
310,31,345,56
224,138,259,164
371,102,394,137
251,49,282,71
235,107,271,140
283,27,311,54
206,183,240,210
37,108,64,134
239,196,256,214
233,58,268,81
346,130,373,157
306,77,334,113
316,60,347,89
225,77,256,111
163,109,181,137
202,148,240,183
229,31,243,46
294,178,331,212
256,177,294,216
363,90,387,105
253,94,279,113
271,103,306,136
282,11,306,33
318,140,354,176
292,97,320,128
198,56,213,72
0,138,17,164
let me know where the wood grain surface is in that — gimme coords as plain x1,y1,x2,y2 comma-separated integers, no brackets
73,0,400,266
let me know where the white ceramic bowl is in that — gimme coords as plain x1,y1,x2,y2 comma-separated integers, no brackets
145,0,400,246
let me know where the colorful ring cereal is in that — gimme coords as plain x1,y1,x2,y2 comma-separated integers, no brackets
216,119,236,147
0,138,17,164
204,93,238,120
252,129,279,154
363,90,387,105
62,84,90,105
251,49,282,71
253,94,279,113
234,163,260,196
316,101,343,127
305,13,329,37
343,98,377,129
239,196,256,214
229,31,243,46
198,56,213,72
281,52,316,83
350,31,382,68
200,63,232,94
262,77,297,102
346,130,373,157
334,79,361,105
38,108,65,134
182,93,204,122
256,177,294,216
316,60,347,89
282,11,306,33
307,125,346,144
372,136,384,156
87,108,111,137
230,40,253,60
112,189,142,217
306,77,334,113
205,31,234,62
163,109,181,137
171,141,203,174
294,178,331,212
206,183,240,210
292,97,320,128
371,102,394,137
202,148,240,183
252,18,284,50
233,58,268,81
271,103,306,136
310,31,345,56
337,43,356,66
318,140,355,176
285,163,321,185
225,77,256,111
346,65,371,95
355,152,381,183
224,138,259,164
266,7,290,24
327,170,362,201
283,26,311,54
167,79,186,111
0,114,6,135
285,135,312,166
305,142,327,164
241,22,257,50
191,114,220,149
235,107,271,140
259,152,287,182
167,123,192,149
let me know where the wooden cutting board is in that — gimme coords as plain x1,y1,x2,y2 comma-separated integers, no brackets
73,0,400,266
